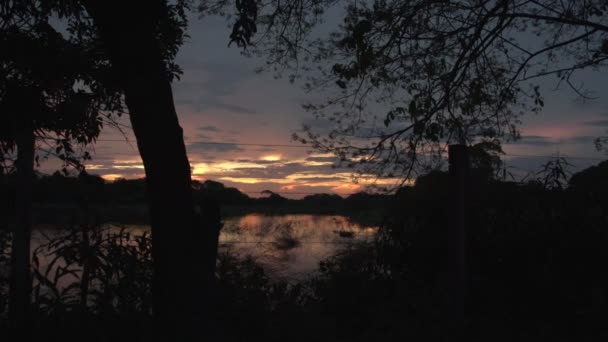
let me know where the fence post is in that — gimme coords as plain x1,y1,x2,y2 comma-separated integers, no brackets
9,116,35,339
448,144,469,337
191,197,223,339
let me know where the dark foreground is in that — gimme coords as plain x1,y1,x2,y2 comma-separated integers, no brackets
2,164,608,341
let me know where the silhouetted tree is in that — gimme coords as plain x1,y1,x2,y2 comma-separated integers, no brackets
531,156,573,190
260,189,289,204
2,1,207,337
569,160,608,192
302,193,343,208
469,139,507,181
194,180,252,205
0,2,122,335
77,1,210,338
201,0,608,181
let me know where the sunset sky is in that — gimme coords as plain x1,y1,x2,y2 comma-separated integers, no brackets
43,14,608,198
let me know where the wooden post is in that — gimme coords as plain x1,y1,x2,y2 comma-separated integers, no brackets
9,116,35,338
190,197,223,339
447,144,469,337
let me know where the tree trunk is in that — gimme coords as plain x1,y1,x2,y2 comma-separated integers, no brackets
8,115,34,338
83,1,212,338
124,61,200,338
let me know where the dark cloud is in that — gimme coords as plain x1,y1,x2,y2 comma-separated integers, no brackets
306,155,338,163
198,125,222,132
255,147,277,152
584,120,608,127
187,142,244,152
281,162,309,168
514,135,597,146
565,136,596,145
173,47,258,115
232,159,279,165
197,99,257,115
196,134,214,140
174,80,258,114
514,135,556,146
300,117,333,133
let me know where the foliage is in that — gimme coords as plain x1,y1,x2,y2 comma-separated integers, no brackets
531,156,573,190
0,0,191,173
0,220,287,340
469,139,508,181
3,158,608,340
0,229,11,319
193,179,253,205
0,1,126,173
569,159,608,192
201,0,608,182
30,223,153,317
364,160,608,339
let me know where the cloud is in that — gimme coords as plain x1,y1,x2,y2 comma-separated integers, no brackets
198,99,257,115
254,147,277,152
198,125,222,132
305,155,338,163
564,136,596,144
172,62,258,115
515,135,556,146
187,142,244,152
514,135,597,146
196,134,214,141
299,117,334,133
584,120,608,127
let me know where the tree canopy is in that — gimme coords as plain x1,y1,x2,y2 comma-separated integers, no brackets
0,1,125,174
201,0,608,183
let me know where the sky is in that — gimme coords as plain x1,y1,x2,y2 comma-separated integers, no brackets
44,13,608,198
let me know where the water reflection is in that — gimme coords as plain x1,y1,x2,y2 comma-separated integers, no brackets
219,214,378,280
31,214,378,282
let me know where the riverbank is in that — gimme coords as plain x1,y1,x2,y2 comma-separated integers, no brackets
2,203,386,229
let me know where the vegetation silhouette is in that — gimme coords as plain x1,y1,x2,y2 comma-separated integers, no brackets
1,3,124,335
3,1,205,336
1,158,608,341
0,173,390,225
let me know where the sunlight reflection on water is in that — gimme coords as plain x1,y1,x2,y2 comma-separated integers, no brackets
219,214,378,280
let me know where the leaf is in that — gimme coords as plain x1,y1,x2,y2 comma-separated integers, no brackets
408,101,417,116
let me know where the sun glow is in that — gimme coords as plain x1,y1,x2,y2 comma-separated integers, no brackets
101,174,125,181
261,154,282,161
331,183,362,192
192,163,212,175
219,177,292,184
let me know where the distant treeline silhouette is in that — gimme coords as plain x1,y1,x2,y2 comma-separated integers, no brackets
1,159,608,224
0,171,391,224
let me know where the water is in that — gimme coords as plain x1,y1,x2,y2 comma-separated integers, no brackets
31,214,378,281
220,214,378,280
